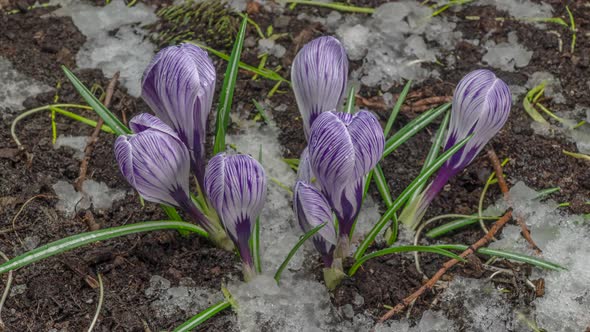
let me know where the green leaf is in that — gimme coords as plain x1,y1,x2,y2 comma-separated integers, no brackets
353,134,473,260
252,217,262,273
383,80,412,138
274,223,326,283
523,82,549,124
405,110,450,207
349,245,465,276
173,300,231,332
190,42,287,82
213,17,248,154
286,0,375,14
433,244,565,271
62,66,131,135
426,217,480,238
373,163,393,206
0,221,208,275
344,86,355,114
382,103,450,158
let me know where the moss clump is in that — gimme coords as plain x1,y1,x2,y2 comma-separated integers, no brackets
148,0,239,50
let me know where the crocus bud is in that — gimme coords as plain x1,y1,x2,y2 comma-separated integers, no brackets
204,153,267,280
292,36,349,139
293,181,337,267
141,43,216,192
401,69,511,229
308,111,384,238
114,113,213,232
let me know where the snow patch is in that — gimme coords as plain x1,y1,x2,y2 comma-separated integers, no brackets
49,0,157,97
0,57,51,117
482,32,532,72
54,135,88,160
53,180,127,216
145,275,224,319
374,310,456,331
480,0,554,19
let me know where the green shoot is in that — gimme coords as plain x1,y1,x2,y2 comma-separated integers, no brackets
274,223,326,283
62,66,131,135
433,244,565,270
252,99,270,124
213,16,248,154
430,0,473,17
173,300,231,332
382,103,450,158
286,0,375,14
283,158,300,172
344,87,356,114
238,13,265,39
354,134,473,260
383,80,412,138
523,82,549,124
565,6,576,53
0,221,208,275
477,158,509,233
562,149,590,161
190,42,288,83
349,245,465,276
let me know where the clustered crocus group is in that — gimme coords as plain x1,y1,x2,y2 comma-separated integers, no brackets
291,37,385,286
115,43,266,280
113,34,511,287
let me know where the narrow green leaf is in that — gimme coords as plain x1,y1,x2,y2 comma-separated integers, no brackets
523,82,549,124
173,300,231,332
213,17,248,154
406,110,450,205
252,217,262,273
383,80,412,137
274,223,326,283
373,163,393,206
382,103,450,158
286,0,375,14
0,221,208,275
51,107,115,134
349,245,465,276
344,87,355,114
433,244,566,271
62,66,131,135
354,134,473,260
190,42,287,82
426,217,480,238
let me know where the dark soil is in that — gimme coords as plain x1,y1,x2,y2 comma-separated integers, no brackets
0,0,589,331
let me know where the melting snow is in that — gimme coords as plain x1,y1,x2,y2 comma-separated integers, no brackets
0,57,51,117
54,135,88,160
53,180,127,216
49,0,157,96
482,32,533,72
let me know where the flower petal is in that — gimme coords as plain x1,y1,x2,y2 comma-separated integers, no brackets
141,43,216,184
294,181,337,245
445,69,511,170
345,110,385,179
129,113,180,138
114,120,191,207
292,36,349,139
328,177,365,238
308,112,356,194
204,153,267,261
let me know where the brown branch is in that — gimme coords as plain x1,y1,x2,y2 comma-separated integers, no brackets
488,149,541,253
377,210,513,323
74,72,120,192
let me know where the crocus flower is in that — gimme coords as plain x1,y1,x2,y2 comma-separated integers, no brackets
293,181,337,267
114,113,214,232
204,153,267,280
308,110,385,239
141,43,216,192
292,36,349,139
401,69,512,229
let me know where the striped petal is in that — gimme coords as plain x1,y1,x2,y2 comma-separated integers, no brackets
308,111,384,195
444,69,511,172
114,114,191,207
293,181,337,266
141,43,216,188
292,36,349,139
328,177,365,238
204,153,267,267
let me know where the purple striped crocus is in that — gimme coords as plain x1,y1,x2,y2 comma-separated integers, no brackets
401,69,512,229
114,113,214,233
308,111,384,242
292,36,349,140
293,181,337,267
204,153,267,280
141,43,216,193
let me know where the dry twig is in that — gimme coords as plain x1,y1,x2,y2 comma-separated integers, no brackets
74,72,120,192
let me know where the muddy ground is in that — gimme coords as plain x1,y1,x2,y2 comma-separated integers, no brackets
0,0,589,331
